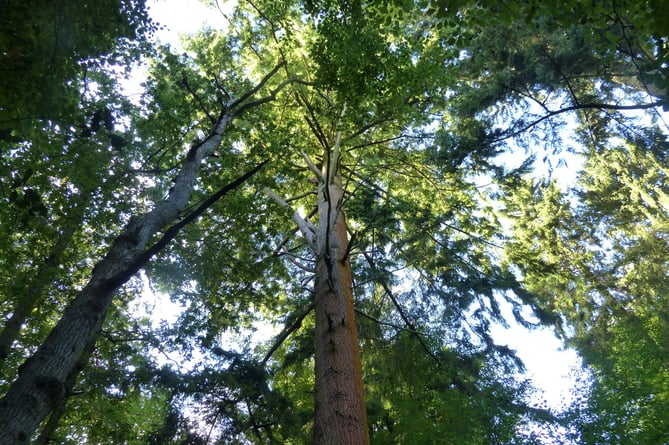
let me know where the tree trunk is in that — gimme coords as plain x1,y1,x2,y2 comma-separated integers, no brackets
0,62,293,443
0,109,238,444
0,192,89,363
312,165,369,445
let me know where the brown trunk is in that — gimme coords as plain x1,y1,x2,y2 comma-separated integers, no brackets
0,280,121,444
312,168,369,445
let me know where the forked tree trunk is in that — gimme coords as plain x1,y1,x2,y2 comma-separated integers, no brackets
312,163,369,444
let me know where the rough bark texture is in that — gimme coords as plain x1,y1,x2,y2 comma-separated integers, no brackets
312,169,369,445
0,110,234,444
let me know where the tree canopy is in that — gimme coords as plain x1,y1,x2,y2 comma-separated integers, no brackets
0,0,667,444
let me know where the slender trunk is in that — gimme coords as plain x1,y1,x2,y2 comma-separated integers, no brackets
0,191,89,362
312,167,368,444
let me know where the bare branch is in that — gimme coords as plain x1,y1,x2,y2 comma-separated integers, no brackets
235,78,315,116
229,61,287,109
328,104,346,184
286,190,317,203
261,302,315,365
264,187,317,251
281,247,315,272
301,150,324,181
298,92,329,149
180,74,216,124
354,308,422,335
493,99,666,144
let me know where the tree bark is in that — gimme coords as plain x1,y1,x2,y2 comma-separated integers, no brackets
0,105,246,444
312,164,369,445
0,60,292,444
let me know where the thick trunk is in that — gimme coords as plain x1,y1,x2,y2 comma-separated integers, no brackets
0,63,287,443
32,340,95,445
312,170,368,445
0,267,134,444
0,111,234,444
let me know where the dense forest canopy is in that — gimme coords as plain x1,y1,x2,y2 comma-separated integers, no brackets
0,0,667,443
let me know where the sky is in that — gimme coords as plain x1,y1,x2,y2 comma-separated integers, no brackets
142,0,582,415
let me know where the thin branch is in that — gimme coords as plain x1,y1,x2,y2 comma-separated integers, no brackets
328,104,346,185
180,74,216,124
264,187,317,251
229,61,287,109
301,150,324,181
347,134,407,152
280,247,315,272
234,77,315,117
344,113,394,141
354,308,422,335
105,160,269,288
261,302,315,365
492,99,666,144
285,189,317,203
362,251,439,363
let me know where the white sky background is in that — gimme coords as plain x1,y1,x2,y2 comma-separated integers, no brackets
139,0,582,417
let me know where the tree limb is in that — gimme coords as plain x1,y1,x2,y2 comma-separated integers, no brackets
105,159,271,288
354,308,423,335
261,302,315,365
264,187,317,251
493,99,666,144
229,61,287,109
302,150,324,181
362,251,439,363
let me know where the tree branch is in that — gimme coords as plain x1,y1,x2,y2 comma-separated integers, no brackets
302,150,324,181
362,251,439,363
230,61,287,109
493,99,666,144
354,308,423,335
261,302,315,365
180,74,216,124
106,159,269,289
280,247,315,272
264,187,317,251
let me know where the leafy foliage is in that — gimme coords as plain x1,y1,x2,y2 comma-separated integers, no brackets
500,135,669,443
1,0,668,443
0,0,156,140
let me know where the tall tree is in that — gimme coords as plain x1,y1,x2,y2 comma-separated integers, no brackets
132,2,550,443
0,34,292,443
0,0,159,384
2,0,668,443
266,107,370,443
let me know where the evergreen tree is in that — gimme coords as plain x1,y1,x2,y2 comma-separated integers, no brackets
0,1,667,444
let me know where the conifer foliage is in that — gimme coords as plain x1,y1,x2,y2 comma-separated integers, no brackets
0,1,667,443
